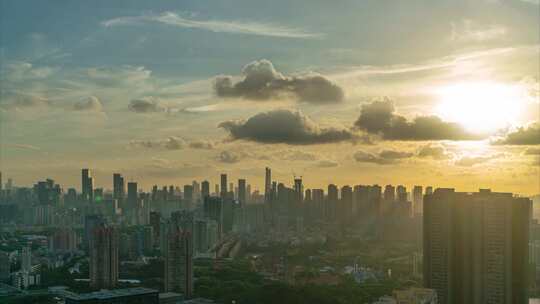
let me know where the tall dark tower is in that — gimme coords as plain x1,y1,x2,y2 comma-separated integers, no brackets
127,182,138,211
112,173,125,201
201,180,210,199
238,179,246,206
265,167,271,203
89,224,118,290
81,168,94,202
220,174,227,199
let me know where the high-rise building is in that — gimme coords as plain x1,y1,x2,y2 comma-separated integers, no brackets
127,182,138,211
164,224,193,298
327,184,338,220
81,169,93,202
238,179,246,206
113,173,125,201
204,196,223,238
0,251,9,282
384,185,395,202
183,185,193,209
412,185,423,215
220,174,227,199
425,186,433,196
201,180,210,199
294,178,303,204
89,224,119,290
265,167,271,203
340,185,353,221
396,185,407,202
423,188,531,304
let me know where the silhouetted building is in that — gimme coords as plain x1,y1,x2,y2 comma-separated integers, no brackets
220,174,227,199
238,179,246,206
164,224,193,298
127,182,138,211
81,169,93,202
90,224,119,290
423,188,530,304
113,173,125,202
201,180,210,200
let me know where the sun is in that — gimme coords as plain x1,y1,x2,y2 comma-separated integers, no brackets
434,81,527,134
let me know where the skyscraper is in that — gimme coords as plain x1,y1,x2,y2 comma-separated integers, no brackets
423,188,530,304
183,185,193,209
89,224,119,290
81,169,93,202
220,174,227,199
265,167,271,203
201,180,210,199
327,184,338,221
238,179,246,206
412,185,423,215
113,173,125,201
340,185,353,221
127,182,138,211
164,224,193,298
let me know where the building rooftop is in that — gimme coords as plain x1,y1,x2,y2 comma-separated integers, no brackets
65,287,158,300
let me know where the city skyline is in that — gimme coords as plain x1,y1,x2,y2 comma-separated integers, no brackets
1,0,539,196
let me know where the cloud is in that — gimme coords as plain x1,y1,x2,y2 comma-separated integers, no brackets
4,144,41,151
189,140,214,150
451,20,507,42
281,150,318,161
102,11,321,39
454,153,504,167
218,151,240,163
2,94,50,109
128,97,166,113
219,109,355,145
315,160,339,168
354,99,481,140
494,123,540,145
130,136,185,150
73,96,103,112
524,147,540,155
353,149,413,165
214,59,344,104
417,144,452,159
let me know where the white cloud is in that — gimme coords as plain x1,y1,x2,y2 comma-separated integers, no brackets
451,20,507,42
102,11,322,39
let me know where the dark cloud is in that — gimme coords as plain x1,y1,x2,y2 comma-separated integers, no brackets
353,149,413,165
128,97,166,113
354,99,482,141
130,136,185,150
219,109,355,145
214,59,344,104
495,123,540,145
218,151,240,163
73,96,103,112
417,144,451,159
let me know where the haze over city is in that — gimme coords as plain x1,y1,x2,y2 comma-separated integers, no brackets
0,1,539,304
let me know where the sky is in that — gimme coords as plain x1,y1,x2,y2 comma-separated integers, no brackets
0,0,539,195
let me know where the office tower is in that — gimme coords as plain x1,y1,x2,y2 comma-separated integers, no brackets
220,174,227,199
81,169,93,202
21,245,31,272
412,186,423,215
340,185,353,221
423,188,531,304
84,215,105,248
204,196,223,237
127,182,138,211
113,173,125,201
293,178,303,204
247,184,252,203
425,186,433,196
396,185,407,202
89,224,119,290
192,181,200,201
183,185,193,209
201,181,210,199
304,189,312,202
384,185,395,202
150,212,161,246
164,224,193,298
238,179,246,206
0,251,9,282
311,189,324,220
265,167,271,203
327,184,338,220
